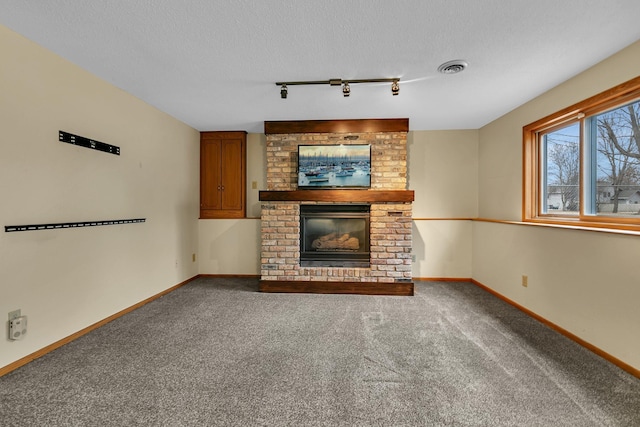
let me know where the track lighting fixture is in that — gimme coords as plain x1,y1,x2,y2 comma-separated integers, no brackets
275,77,400,98
342,82,350,97
391,79,399,96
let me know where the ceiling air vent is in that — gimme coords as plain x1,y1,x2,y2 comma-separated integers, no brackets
437,60,468,75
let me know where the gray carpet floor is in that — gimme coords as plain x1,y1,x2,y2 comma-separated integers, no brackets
1,277,639,426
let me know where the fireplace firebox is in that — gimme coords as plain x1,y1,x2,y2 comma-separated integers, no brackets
300,204,370,267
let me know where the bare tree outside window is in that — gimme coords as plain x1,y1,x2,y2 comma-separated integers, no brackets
544,124,580,213
595,100,640,215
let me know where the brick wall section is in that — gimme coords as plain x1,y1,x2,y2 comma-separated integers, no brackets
369,203,413,282
261,202,300,278
261,131,412,283
265,132,407,190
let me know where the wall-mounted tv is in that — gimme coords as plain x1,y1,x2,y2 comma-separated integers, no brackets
298,144,371,189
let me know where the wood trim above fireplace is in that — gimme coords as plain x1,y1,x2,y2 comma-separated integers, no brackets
264,118,409,134
259,189,414,202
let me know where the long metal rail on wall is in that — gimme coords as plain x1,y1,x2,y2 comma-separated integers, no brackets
5,218,145,233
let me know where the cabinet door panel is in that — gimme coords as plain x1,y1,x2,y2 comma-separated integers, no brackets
200,140,222,210
200,131,246,218
220,139,243,210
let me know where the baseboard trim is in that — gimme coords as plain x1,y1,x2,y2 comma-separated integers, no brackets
0,275,200,378
470,279,640,379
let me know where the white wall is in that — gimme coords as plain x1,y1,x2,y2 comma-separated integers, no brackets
475,39,640,370
0,25,200,369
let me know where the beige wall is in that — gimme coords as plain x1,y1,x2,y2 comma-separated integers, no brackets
198,219,261,274
246,133,267,219
475,39,640,369
409,130,478,278
0,26,200,369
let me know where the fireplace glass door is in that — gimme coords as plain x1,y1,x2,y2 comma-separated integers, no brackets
300,205,370,267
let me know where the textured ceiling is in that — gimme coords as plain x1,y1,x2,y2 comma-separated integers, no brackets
2,1,640,133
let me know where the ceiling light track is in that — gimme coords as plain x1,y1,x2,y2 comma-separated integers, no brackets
276,78,400,98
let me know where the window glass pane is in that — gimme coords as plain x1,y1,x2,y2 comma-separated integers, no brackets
592,99,640,217
542,123,580,215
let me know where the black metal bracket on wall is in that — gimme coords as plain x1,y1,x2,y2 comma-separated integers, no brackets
59,131,120,155
5,218,145,233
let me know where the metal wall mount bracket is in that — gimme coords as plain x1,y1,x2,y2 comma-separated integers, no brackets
5,218,145,233
59,131,120,155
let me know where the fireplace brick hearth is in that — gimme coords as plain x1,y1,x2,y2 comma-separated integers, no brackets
259,119,413,295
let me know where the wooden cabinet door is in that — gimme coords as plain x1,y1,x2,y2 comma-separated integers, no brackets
200,131,246,218
220,139,243,210
200,139,222,210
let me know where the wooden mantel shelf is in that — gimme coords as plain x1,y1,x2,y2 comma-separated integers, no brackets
259,189,414,203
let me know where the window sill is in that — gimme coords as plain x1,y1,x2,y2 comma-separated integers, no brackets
476,218,640,236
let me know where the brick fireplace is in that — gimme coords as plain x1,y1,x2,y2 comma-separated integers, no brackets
259,119,414,295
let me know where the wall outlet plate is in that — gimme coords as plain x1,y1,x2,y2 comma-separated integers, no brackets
8,309,21,321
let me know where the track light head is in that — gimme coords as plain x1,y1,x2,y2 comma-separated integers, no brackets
342,82,350,97
391,80,399,96
280,84,288,99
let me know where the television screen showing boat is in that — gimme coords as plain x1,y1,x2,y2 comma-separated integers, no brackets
297,144,371,189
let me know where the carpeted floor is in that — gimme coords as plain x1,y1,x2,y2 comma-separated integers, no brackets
1,277,639,426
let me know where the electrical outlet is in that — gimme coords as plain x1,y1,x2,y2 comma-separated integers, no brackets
192,253,196,262
252,181,258,189
522,275,528,287
412,254,417,263
8,309,21,321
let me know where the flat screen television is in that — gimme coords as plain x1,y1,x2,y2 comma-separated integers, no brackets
297,144,371,189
